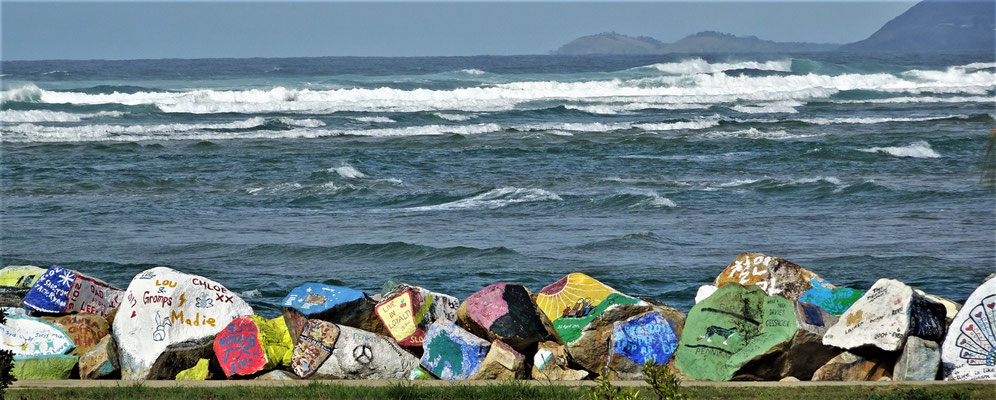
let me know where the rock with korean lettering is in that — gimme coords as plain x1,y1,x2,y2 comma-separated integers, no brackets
308,324,421,379
823,279,947,353
79,334,119,379
714,253,825,301
940,277,996,380
674,284,839,381
798,279,864,315
420,320,491,380
457,283,550,353
21,266,124,317
531,341,589,381
50,313,110,355
376,283,460,349
214,315,293,378
112,267,254,380
0,315,75,358
607,311,679,380
0,265,46,307
470,340,527,380
281,283,385,342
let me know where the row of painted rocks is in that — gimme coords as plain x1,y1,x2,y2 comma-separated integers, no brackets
0,253,993,382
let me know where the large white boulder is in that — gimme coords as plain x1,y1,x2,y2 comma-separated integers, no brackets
823,279,946,352
941,277,996,380
112,267,253,379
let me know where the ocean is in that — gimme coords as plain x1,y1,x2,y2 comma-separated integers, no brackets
1,53,993,316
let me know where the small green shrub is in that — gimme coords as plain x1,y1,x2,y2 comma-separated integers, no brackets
641,360,687,400
583,369,641,400
0,307,17,396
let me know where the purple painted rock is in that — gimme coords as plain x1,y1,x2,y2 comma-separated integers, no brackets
457,283,550,353
470,340,527,380
376,283,460,348
607,311,679,380
21,265,124,318
941,276,996,380
823,279,947,352
112,267,254,380
714,253,825,301
281,283,385,342
420,320,490,380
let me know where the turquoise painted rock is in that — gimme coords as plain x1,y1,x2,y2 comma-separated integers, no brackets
13,354,79,380
798,279,863,315
421,320,490,380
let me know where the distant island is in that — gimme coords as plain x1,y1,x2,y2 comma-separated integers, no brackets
553,0,994,55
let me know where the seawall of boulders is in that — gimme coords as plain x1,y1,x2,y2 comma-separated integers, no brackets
0,253,993,382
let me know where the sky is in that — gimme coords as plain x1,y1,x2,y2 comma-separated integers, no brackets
2,1,918,60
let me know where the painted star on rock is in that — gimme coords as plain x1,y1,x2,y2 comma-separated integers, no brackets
57,270,75,287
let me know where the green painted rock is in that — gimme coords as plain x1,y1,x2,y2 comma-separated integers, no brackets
675,284,838,381
175,358,211,380
13,354,79,380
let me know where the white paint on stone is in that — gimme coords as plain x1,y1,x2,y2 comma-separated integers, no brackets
112,267,253,380
941,277,996,380
823,279,917,352
0,315,74,357
313,325,419,379
694,285,718,304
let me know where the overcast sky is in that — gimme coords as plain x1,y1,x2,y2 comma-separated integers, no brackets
2,1,918,60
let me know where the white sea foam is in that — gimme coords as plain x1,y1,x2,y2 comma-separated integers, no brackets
638,58,792,74
731,100,802,114
330,163,366,179
860,141,941,159
784,176,843,186
634,120,721,131
833,96,996,104
702,128,806,140
630,191,677,208
433,113,475,121
458,69,487,75
801,115,966,125
0,110,124,123
350,116,396,123
406,187,562,211
241,289,262,298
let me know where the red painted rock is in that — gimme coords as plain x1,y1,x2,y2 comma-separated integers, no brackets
213,315,293,377
375,283,459,348
457,283,551,353
714,253,825,301
21,265,124,317
50,313,110,355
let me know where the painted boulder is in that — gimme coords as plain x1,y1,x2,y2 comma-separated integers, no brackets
607,311,679,380
823,279,947,352
457,283,550,353
50,313,110,355
0,315,75,358
409,365,436,380
674,284,839,381
214,315,293,377
21,265,124,317
798,279,864,315
306,324,420,379
941,276,996,380
12,354,79,380
290,319,340,378
811,351,893,381
0,265,46,307
148,335,217,379
531,340,588,381
281,283,384,341
714,253,825,301
694,285,718,304
421,320,491,380
894,336,940,381
470,340,527,380
175,358,211,380
915,289,961,325
112,267,254,379
376,283,460,348
79,334,120,379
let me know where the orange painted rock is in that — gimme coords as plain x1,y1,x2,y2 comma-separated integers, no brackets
51,313,110,355
713,253,824,301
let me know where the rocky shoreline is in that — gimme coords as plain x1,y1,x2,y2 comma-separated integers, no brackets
1,253,993,383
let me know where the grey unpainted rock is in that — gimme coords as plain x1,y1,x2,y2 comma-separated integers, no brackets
811,351,895,381
79,335,120,379
311,324,420,379
893,336,940,381
146,336,217,380
255,370,300,380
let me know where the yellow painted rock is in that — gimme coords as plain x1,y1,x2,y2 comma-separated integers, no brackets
175,358,211,380
0,265,46,287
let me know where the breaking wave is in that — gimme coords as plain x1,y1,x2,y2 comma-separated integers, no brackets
0,110,125,123
860,141,941,159
405,187,562,211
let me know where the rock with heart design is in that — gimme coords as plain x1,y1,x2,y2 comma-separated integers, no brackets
213,315,293,377
281,283,386,342
941,277,996,380
714,253,827,302
674,284,839,381
21,265,124,318
421,320,491,380
469,340,527,380
292,320,418,379
112,267,254,380
456,283,552,354
531,340,589,380
823,279,947,352
375,283,460,349
0,265,46,307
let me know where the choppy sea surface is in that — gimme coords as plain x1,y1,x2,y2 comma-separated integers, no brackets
1,54,994,316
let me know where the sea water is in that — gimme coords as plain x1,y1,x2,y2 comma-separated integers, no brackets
1,54,993,316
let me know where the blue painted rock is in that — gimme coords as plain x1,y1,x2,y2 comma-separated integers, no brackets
12,354,79,380
21,266,124,317
470,340,527,380
798,278,863,315
457,283,550,353
823,279,947,352
307,324,420,379
531,340,589,380
894,336,940,381
714,253,826,301
79,334,119,379
607,311,679,379
0,315,75,358
281,283,385,341
421,320,490,380
675,284,839,381
941,276,996,380
112,267,254,379
376,283,460,348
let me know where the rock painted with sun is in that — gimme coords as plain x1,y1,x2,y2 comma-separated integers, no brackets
421,320,490,380
112,267,254,379
714,253,825,301
941,277,996,380
457,283,550,353
281,283,384,342
823,279,947,352
21,266,124,317
675,284,839,381
376,283,460,348
213,315,293,377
